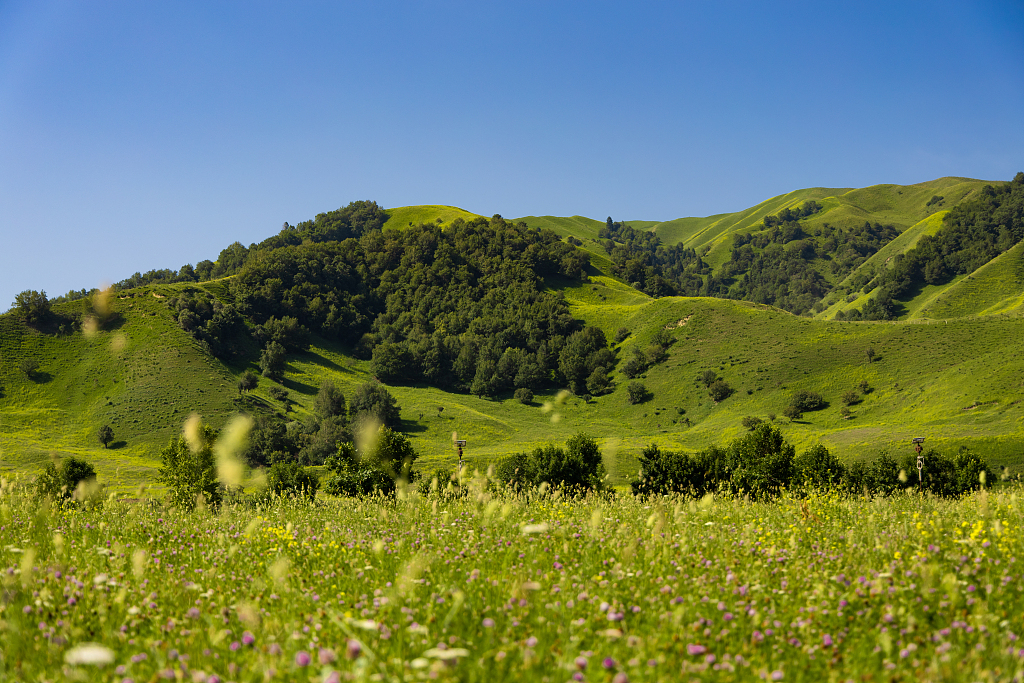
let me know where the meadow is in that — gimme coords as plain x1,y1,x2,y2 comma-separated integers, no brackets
2,474,1023,682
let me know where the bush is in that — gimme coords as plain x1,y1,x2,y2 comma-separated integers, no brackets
621,357,645,379
268,386,289,402
314,380,347,420
626,381,650,405
700,370,718,387
19,359,39,378
790,390,826,412
350,382,401,428
259,341,287,380
782,405,802,421
586,367,610,395
36,456,97,502
614,327,630,343
841,390,859,406
157,423,221,510
266,460,319,500
237,370,258,394
494,432,605,491
741,416,762,431
794,444,846,487
514,387,533,405
708,379,732,403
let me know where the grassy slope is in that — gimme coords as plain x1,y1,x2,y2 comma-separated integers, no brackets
382,205,482,231
0,288,240,489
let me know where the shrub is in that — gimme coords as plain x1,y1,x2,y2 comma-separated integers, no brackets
350,382,401,428
741,416,762,431
495,433,605,491
266,460,319,500
621,357,645,379
614,327,630,343
514,388,533,405
632,444,699,496
237,370,258,394
841,390,859,406
98,425,114,448
268,386,289,402
782,405,802,421
626,381,650,405
19,359,39,378
586,367,610,395
700,369,718,387
790,390,826,412
708,379,733,402
794,444,846,487
36,456,97,502
259,341,287,380
314,380,347,420
419,467,463,497
157,423,221,510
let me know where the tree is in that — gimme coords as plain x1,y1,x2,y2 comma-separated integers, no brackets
626,381,650,405
349,382,401,428
259,341,287,380
614,327,630,343
98,425,114,449
708,379,733,403
700,369,718,387
789,389,825,412
156,424,220,510
586,367,610,395
783,404,802,421
267,461,319,500
514,387,533,404
13,290,50,324
858,380,871,394
268,386,289,402
36,456,97,501
841,390,859,406
19,359,39,378
314,380,347,420
865,347,876,363
238,370,258,394
741,416,763,431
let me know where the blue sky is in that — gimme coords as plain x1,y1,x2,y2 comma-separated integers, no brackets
1,0,1022,309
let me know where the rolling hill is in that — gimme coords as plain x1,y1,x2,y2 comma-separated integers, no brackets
2,175,1023,491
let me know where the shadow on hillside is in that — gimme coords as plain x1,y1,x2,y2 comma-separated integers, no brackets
30,371,53,384
108,441,128,450
399,418,427,434
300,350,348,373
282,377,316,395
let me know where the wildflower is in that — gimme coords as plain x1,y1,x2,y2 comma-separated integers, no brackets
242,631,255,646
295,651,311,667
319,648,336,664
771,671,784,680
612,674,629,683
574,656,588,670
823,634,833,647
346,639,362,660
526,636,538,648
482,618,495,628
687,644,706,655
602,657,616,669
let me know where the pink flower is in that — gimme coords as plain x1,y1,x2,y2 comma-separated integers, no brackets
686,644,706,655
574,656,588,670
295,650,311,667
346,639,362,660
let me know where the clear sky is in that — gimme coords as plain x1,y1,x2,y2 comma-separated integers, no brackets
1,1,1022,309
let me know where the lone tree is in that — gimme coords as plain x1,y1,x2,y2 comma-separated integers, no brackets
237,370,259,394
98,425,114,448
700,369,718,387
19,358,40,378
865,347,876,363
626,380,650,405
708,379,733,403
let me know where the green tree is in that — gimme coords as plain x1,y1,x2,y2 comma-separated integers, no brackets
586,367,610,395
708,379,732,402
741,415,762,431
19,358,39,378
626,380,650,405
237,370,258,394
865,347,876,363
350,382,401,428
259,341,287,380
36,456,97,501
700,369,718,387
514,387,533,404
267,461,319,500
794,444,846,487
841,390,859,406
314,380,347,420
13,290,50,324
98,425,114,449
157,424,221,510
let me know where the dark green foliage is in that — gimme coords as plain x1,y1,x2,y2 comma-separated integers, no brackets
626,380,650,405
242,415,291,467
19,358,39,378
842,173,1024,321
789,389,826,412
291,200,388,243
514,387,533,404
700,369,718,387
237,370,258,394
98,425,114,448
268,386,289,402
253,316,310,352
558,327,612,396
893,447,993,497
259,341,286,380
297,416,351,466
726,423,796,499
622,356,645,379
266,460,319,500
586,367,611,395
614,327,630,343
794,444,846,487
782,404,803,421
708,379,732,403
157,424,220,510
841,390,859,406
13,290,51,324
495,432,605,491
599,218,708,297
865,348,876,362
169,289,250,359
349,382,400,428
36,456,97,501
314,380,347,420
229,215,590,393
632,444,702,496
741,415,762,431
322,426,419,497
114,265,198,290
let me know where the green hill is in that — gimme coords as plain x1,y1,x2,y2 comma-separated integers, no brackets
3,177,1024,492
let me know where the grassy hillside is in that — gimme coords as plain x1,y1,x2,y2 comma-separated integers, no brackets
382,205,482,231
4,176,1022,492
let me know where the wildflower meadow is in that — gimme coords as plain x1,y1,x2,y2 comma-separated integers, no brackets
1,475,1023,682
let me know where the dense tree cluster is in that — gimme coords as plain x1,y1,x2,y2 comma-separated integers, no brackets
840,173,1024,321
599,218,708,297
167,289,249,359
228,214,600,396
